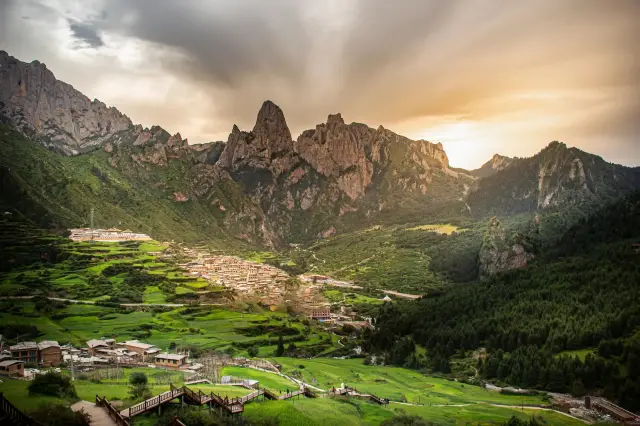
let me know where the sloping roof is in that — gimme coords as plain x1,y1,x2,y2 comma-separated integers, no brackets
121,340,158,351
9,342,37,351
155,353,187,361
0,359,24,367
382,295,392,302
87,339,109,348
37,340,60,350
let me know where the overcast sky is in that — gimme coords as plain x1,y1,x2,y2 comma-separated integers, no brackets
1,0,638,168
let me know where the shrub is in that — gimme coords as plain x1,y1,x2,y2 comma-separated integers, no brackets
28,372,77,399
247,345,259,357
129,372,148,386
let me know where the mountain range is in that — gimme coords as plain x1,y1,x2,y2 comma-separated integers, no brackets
1,50,639,252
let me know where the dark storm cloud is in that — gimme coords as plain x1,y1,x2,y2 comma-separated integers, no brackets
1,0,639,167
68,20,104,48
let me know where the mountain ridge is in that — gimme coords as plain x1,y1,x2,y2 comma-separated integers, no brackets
2,49,639,251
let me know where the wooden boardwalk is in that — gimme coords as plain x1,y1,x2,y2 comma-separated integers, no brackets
119,385,244,420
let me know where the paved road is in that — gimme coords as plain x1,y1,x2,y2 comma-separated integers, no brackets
71,401,117,426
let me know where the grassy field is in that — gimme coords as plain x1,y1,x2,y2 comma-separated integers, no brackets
407,224,465,235
555,348,595,361
242,397,582,426
219,366,296,392
0,377,582,426
0,300,339,356
275,358,549,406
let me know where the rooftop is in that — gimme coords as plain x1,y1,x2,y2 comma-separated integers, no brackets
155,353,187,361
87,339,109,348
9,342,37,350
121,340,158,350
0,359,25,367
37,340,60,350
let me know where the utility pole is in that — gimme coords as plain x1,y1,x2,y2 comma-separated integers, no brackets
90,207,95,242
70,353,75,381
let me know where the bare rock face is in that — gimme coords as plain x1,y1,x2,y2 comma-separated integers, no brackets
479,217,534,277
0,51,133,154
217,101,299,176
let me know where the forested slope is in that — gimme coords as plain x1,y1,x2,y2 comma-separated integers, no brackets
367,191,640,411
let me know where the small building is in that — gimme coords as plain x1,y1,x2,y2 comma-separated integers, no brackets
119,340,160,362
382,295,392,303
310,306,331,321
154,353,188,369
37,341,62,367
87,339,110,356
0,360,24,377
9,342,38,363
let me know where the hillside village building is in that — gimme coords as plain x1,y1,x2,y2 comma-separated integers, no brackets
9,342,38,363
155,353,188,369
69,228,152,242
9,341,61,366
87,339,111,356
179,254,291,305
37,341,62,366
118,340,160,361
0,360,24,377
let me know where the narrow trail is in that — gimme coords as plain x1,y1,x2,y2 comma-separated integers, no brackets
71,401,118,426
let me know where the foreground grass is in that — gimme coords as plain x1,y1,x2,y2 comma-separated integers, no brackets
275,358,549,406
0,364,584,426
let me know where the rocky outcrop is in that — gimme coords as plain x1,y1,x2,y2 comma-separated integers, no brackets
478,217,534,277
470,154,515,178
0,51,133,154
467,141,640,218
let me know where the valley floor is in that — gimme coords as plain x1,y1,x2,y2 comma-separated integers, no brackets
0,360,585,426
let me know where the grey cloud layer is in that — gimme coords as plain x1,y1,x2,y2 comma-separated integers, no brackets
0,0,639,166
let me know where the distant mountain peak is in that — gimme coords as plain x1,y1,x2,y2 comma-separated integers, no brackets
471,153,515,178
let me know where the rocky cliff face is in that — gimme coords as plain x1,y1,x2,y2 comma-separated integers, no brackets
478,217,534,277
206,101,467,241
0,51,133,155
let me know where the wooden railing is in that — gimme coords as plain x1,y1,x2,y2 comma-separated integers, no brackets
96,395,130,426
124,387,184,418
121,383,262,419
0,392,44,426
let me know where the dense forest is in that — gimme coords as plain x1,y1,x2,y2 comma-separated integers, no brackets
366,191,640,411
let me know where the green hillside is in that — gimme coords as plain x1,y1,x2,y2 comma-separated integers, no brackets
367,191,640,411
0,124,261,249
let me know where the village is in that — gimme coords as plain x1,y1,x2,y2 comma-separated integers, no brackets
68,228,152,242
174,248,375,328
1,338,202,379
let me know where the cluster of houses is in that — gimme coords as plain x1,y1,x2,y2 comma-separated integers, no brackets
68,228,152,242
0,338,201,378
180,255,291,305
1,340,63,377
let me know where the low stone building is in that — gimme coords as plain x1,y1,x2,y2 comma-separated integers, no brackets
154,353,188,369
9,342,38,363
87,339,110,356
0,359,24,377
37,341,62,367
119,340,160,362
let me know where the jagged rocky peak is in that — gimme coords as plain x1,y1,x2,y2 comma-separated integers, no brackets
252,100,292,152
0,51,133,155
217,101,298,175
